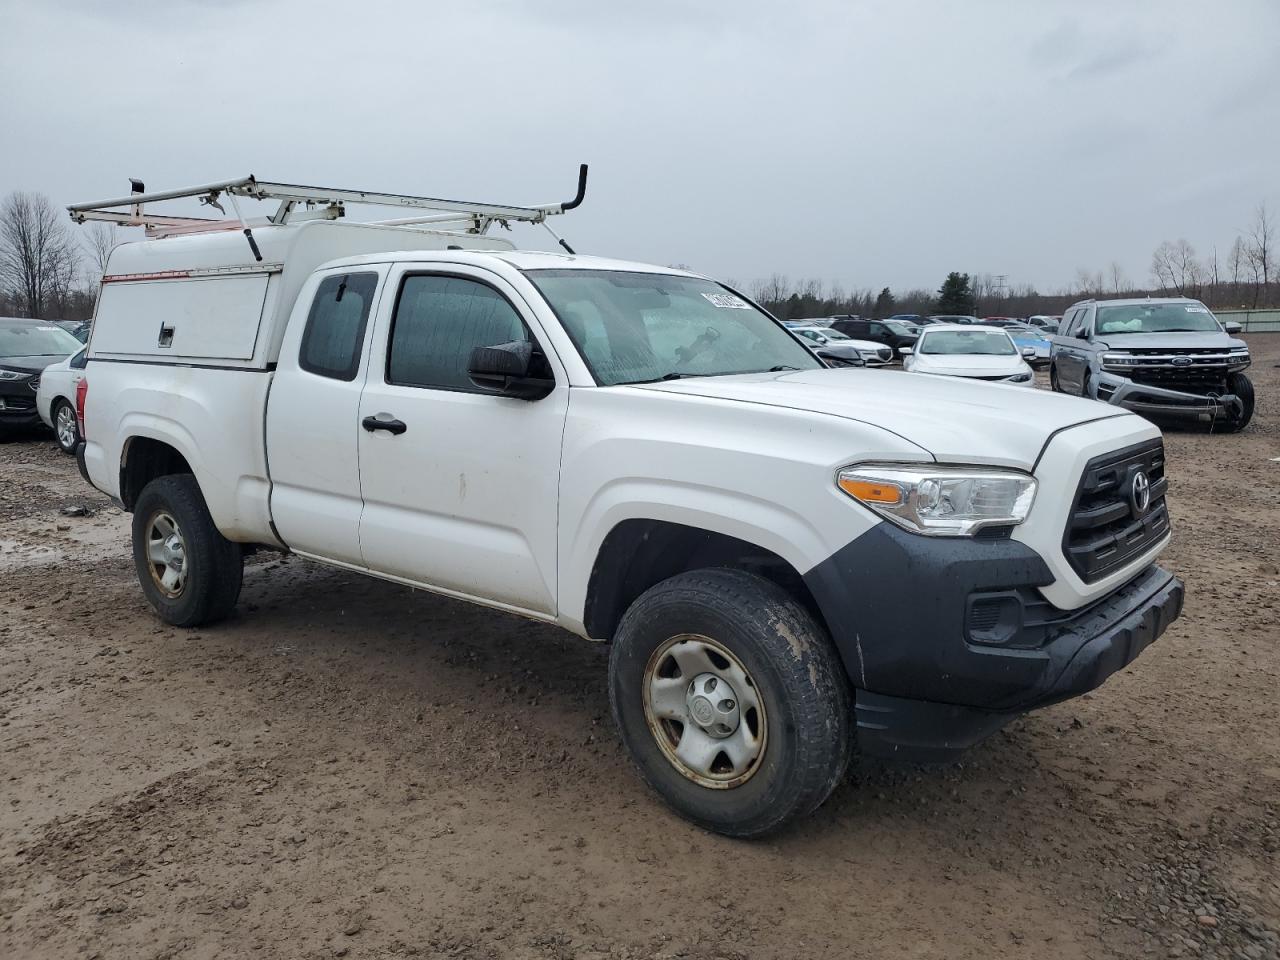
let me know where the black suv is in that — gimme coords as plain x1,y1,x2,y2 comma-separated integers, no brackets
827,316,918,358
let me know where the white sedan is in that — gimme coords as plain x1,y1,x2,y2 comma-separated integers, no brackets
902,325,1035,386
36,346,87,453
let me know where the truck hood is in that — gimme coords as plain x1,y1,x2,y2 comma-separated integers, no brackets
634,368,1131,469
1095,332,1246,351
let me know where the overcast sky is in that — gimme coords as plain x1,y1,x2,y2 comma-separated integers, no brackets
2,0,1277,293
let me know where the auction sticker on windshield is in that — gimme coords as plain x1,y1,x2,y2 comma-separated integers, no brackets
702,293,751,309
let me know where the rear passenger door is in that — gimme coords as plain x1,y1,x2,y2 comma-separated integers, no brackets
355,266,568,617
266,268,384,565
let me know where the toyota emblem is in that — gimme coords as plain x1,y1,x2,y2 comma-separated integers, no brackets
1130,471,1151,516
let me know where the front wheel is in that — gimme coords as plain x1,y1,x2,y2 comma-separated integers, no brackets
131,474,243,627
1220,372,1255,433
52,399,79,454
608,569,851,838
1049,364,1062,392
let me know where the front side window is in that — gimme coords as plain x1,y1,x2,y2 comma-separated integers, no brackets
387,274,539,391
298,272,379,381
526,270,820,386
919,330,1016,356
1095,302,1222,335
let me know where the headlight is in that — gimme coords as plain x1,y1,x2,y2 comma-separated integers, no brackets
0,368,31,381
1102,352,1137,366
837,465,1037,536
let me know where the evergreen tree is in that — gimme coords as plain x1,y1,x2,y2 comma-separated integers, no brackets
873,286,895,318
936,272,975,314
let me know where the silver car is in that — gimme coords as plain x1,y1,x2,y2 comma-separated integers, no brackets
1049,297,1253,431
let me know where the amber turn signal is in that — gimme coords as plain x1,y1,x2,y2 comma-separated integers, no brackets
838,477,903,505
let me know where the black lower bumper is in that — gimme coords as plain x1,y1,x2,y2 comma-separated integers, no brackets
804,522,1184,762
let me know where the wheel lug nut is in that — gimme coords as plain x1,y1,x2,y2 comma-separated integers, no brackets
719,699,735,712
705,677,717,692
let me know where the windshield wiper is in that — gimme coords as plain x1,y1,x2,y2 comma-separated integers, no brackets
769,365,800,371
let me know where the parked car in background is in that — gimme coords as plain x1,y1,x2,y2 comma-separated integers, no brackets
0,318,85,437
785,323,892,366
928,314,981,325
1050,297,1253,431
1003,323,1052,368
903,324,1035,386
1027,315,1060,334
828,316,918,357
889,314,927,325
54,320,92,342
36,346,88,452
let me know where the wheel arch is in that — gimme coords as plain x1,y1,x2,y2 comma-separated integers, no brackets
119,433,199,511
582,518,828,643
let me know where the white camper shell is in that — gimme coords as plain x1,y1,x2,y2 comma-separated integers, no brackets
93,223,515,369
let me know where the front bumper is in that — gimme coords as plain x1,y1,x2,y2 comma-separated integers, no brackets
803,522,1183,762
0,388,42,429
1096,372,1244,420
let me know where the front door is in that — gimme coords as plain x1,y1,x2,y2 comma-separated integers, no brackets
356,267,567,617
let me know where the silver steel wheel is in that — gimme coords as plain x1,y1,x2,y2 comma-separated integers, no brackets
642,633,767,789
55,403,77,449
145,512,188,598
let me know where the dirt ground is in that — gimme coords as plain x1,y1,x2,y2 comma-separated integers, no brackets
2,340,1278,960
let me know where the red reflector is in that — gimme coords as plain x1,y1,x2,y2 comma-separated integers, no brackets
75,377,88,438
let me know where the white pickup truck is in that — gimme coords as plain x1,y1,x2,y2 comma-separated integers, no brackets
70,174,1184,837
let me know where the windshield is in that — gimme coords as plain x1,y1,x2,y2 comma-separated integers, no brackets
793,328,828,344
526,270,821,385
819,328,851,341
920,329,1016,356
883,321,913,335
0,321,83,358
1095,303,1222,335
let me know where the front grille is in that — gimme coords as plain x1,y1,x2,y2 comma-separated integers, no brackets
1063,439,1169,583
0,395,36,411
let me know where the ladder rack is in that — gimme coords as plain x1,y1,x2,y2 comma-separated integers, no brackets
67,165,589,240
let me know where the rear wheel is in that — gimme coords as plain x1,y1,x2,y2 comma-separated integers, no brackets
1220,372,1255,433
131,474,243,627
52,399,79,454
608,568,851,838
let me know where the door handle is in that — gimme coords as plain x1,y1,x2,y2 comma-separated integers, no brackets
362,414,407,436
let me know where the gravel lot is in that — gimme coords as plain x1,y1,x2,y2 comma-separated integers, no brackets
2,339,1278,960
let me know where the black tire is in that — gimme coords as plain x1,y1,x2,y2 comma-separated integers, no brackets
608,568,851,838
131,474,243,627
51,398,79,454
1049,364,1061,392
1080,369,1092,399
1220,372,1255,433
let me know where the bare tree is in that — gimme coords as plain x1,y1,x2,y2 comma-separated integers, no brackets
0,191,82,318
1108,261,1129,296
1245,201,1274,306
1151,239,1201,296
83,222,118,280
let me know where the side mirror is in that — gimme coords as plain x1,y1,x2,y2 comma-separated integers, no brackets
468,340,554,400
899,345,913,355
1021,347,1036,359
816,349,864,368
1224,321,1243,335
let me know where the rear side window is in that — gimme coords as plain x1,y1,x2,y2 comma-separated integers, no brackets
299,272,379,381
387,275,533,392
